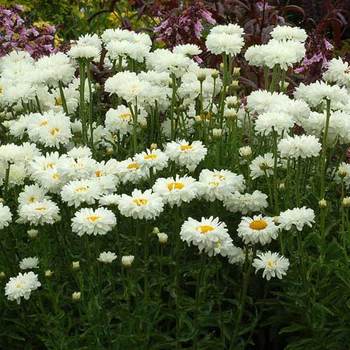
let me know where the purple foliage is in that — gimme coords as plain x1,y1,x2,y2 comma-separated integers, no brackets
0,5,56,59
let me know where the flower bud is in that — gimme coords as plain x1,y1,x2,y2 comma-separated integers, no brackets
157,232,168,244
45,270,53,277
150,143,157,150
239,146,252,158
211,70,219,79
122,255,134,267
152,227,160,234
342,197,350,207
319,199,327,208
72,261,80,270
0,272,5,279
72,292,81,301
212,128,223,138
27,229,38,239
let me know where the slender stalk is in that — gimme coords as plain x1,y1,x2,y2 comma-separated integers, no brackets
58,81,69,115
230,248,252,349
79,60,87,145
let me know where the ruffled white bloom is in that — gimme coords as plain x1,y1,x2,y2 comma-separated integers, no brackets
197,169,245,202
180,216,233,256
118,189,164,220
206,24,244,56
146,49,195,77
245,39,305,70
18,184,49,207
115,158,149,184
97,251,117,263
278,207,315,231
105,71,151,103
19,257,39,270
238,215,279,245
105,105,146,136
71,207,116,236
323,58,350,88
33,52,75,86
67,146,92,159
278,135,321,159
153,175,197,207
301,110,350,144
173,44,202,57
252,251,290,280
68,33,102,60
247,92,308,120
27,110,72,148
255,112,294,135
134,149,169,172
294,81,349,109
249,153,276,179
223,245,246,265
336,162,350,188
99,194,120,206
18,199,60,226
271,26,307,42
0,203,12,229
61,179,101,207
5,272,41,304
165,140,207,172
223,190,268,214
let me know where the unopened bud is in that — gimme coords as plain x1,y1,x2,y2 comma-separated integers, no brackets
157,232,168,244
122,255,134,267
72,291,81,301
319,199,327,208
72,261,80,270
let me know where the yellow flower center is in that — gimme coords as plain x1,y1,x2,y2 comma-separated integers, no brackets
55,96,62,106
46,162,55,169
249,219,268,231
35,206,47,211
119,112,131,120
127,162,140,170
197,225,215,234
87,215,101,222
266,259,276,269
50,128,60,136
133,198,149,206
75,186,88,193
0,85,3,95
144,154,157,160
15,282,23,289
209,181,220,187
51,173,60,180
167,182,185,191
214,174,225,180
180,144,193,152
28,196,36,203
95,170,103,177
40,120,48,126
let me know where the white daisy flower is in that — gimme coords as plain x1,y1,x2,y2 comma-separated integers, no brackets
278,207,315,231
152,175,197,207
165,139,207,172
19,257,39,270
134,149,169,172
180,216,233,256
97,251,117,264
238,215,279,245
0,203,12,230
249,153,276,180
118,189,164,220
197,169,245,202
115,158,149,185
99,194,120,206
223,190,269,214
278,135,321,159
18,184,49,207
71,207,116,236
5,272,41,304
17,199,60,226
255,112,294,136
252,251,290,280
61,179,102,208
